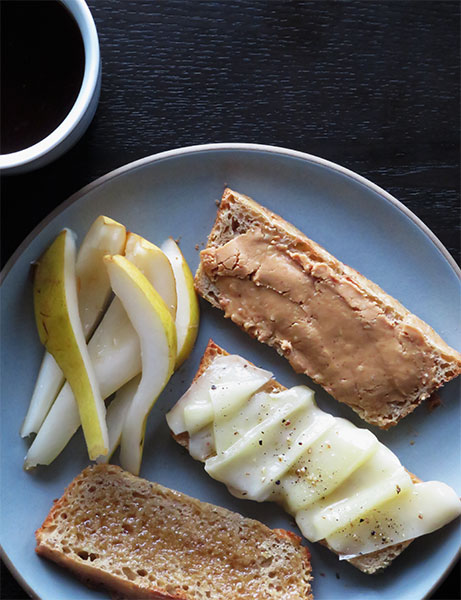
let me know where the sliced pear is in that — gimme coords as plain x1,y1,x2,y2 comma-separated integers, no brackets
161,238,199,368
105,254,176,475
33,229,108,460
21,216,126,438
24,299,141,469
125,233,177,318
75,216,127,337
97,375,142,464
87,298,142,399
20,352,63,438
24,233,178,468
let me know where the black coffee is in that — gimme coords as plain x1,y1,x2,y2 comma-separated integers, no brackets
1,0,85,154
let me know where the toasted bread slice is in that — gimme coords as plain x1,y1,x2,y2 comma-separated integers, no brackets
172,340,421,575
195,188,461,429
36,464,313,599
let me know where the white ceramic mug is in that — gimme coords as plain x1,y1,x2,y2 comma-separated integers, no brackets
0,0,101,175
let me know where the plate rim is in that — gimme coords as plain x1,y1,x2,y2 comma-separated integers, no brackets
1,142,460,284
1,142,459,600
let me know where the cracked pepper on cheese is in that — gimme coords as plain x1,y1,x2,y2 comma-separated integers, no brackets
166,349,461,562
195,189,461,428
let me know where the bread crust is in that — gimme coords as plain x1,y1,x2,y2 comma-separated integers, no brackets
35,543,177,600
36,464,313,599
172,339,422,575
194,189,461,428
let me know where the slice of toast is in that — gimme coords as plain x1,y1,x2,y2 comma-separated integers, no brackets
194,188,461,429
172,340,421,575
36,464,313,599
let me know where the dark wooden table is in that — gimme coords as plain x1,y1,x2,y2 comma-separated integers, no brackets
1,1,459,598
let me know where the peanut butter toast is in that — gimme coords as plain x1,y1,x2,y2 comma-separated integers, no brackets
194,189,461,428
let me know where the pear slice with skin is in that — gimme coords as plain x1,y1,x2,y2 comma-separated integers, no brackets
33,229,108,460
105,254,176,475
125,233,177,319
21,216,126,438
161,238,199,368
24,298,141,469
24,234,177,468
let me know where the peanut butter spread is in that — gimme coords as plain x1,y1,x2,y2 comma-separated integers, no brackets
200,227,439,425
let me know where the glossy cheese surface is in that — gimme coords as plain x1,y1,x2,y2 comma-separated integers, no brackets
166,355,461,558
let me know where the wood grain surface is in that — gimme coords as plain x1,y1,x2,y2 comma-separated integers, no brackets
1,1,459,598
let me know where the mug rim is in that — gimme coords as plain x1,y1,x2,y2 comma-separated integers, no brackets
0,0,100,172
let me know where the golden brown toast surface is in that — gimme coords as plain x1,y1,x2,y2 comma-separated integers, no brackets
36,464,313,599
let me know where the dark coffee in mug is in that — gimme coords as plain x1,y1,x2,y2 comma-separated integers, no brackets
1,0,85,154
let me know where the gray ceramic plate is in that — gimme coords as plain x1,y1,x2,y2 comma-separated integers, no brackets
1,144,460,599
